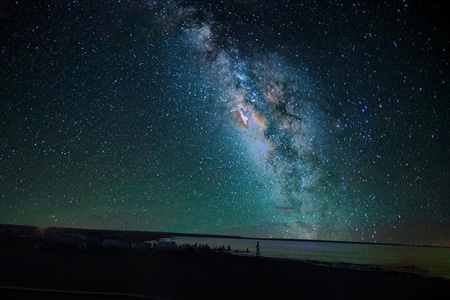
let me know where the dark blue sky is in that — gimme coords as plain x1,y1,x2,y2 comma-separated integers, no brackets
1,0,449,245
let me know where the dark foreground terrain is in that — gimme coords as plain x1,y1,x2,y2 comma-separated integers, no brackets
0,226,449,299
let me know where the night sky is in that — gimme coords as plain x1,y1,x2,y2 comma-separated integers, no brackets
1,0,449,245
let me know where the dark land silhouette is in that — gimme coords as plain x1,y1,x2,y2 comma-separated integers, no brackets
1,224,449,299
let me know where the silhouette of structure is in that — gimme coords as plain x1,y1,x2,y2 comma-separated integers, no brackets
256,241,260,257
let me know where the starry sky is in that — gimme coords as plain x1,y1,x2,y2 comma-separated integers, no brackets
1,0,449,245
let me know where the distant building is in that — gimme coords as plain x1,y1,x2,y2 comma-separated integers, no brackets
102,239,129,248
154,241,178,251
66,233,87,242
132,242,150,250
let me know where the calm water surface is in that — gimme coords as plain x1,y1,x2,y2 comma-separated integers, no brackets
170,236,450,278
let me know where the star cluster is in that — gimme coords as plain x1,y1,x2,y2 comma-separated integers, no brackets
1,0,449,244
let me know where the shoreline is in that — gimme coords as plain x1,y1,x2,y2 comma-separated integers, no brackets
1,223,450,299
1,245,449,299
2,223,450,279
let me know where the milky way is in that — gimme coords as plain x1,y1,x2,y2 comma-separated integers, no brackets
1,0,449,244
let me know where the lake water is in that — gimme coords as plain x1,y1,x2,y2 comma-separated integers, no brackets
169,236,450,279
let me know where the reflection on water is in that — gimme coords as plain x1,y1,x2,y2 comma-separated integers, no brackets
169,236,450,279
